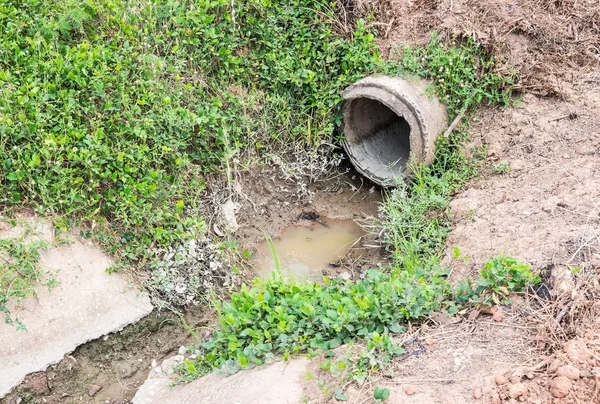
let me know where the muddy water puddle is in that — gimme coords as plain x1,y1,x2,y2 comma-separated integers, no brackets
253,218,365,281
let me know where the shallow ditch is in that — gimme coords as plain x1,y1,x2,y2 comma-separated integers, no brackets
3,168,385,404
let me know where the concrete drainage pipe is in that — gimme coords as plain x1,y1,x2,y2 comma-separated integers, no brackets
341,76,448,186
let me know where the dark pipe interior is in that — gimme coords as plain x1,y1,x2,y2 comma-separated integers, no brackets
346,98,411,175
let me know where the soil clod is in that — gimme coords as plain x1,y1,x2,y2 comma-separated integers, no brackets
549,376,572,398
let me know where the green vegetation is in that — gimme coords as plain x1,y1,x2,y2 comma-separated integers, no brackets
456,255,541,306
1,0,535,398
0,223,55,330
177,30,534,399
0,0,379,265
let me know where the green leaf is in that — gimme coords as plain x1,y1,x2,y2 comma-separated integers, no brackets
335,389,348,401
373,386,390,402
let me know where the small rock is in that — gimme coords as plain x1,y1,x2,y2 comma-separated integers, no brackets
490,390,501,404
509,382,526,398
403,385,417,395
425,338,437,346
8,397,22,404
178,346,187,355
495,375,508,385
221,199,241,233
549,376,572,398
473,388,483,399
510,376,522,384
556,365,580,380
27,373,49,395
550,267,575,298
88,385,102,397
492,311,504,322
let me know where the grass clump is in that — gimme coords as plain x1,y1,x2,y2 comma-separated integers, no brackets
377,33,520,271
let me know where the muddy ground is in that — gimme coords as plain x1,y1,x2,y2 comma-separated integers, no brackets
2,167,383,404
4,0,600,403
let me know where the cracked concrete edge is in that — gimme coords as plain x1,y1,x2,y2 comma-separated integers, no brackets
0,304,153,399
0,218,154,399
133,356,310,404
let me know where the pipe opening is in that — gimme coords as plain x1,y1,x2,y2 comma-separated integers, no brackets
345,97,411,179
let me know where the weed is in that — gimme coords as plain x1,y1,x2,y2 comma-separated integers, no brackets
374,385,391,402
0,232,53,327
456,255,540,306
492,161,511,174
382,33,519,117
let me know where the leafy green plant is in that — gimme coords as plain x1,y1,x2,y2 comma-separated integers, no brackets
178,266,453,380
382,33,519,117
455,255,539,305
492,161,511,174
373,385,391,402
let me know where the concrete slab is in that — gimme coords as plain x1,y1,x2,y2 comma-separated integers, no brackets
0,219,153,398
133,356,309,404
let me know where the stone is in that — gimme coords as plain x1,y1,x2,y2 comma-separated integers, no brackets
473,388,483,399
549,376,572,398
491,390,501,404
88,385,102,397
556,365,580,380
495,375,508,385
26,373,48,395
403,385,417,395
0,218,153,399
550,267,575,298
133,357,309,404
221,199,241,233
508,383,526,398
493,311,504,322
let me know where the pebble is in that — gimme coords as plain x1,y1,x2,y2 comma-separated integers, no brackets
508,382,526,398
549,376,572,398
403,385,417,395
88,385,102,397
472,388,483,399
556,365,580,380
495,375,508,385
